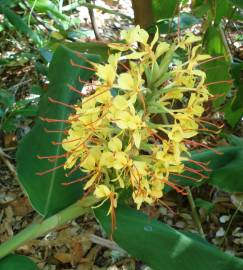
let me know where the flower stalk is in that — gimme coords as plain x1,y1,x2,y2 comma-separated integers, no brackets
0,195,100,259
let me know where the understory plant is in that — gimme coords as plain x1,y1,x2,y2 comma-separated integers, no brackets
1,26,243,270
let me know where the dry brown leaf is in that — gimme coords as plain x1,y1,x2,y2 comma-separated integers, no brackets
54,252,71,264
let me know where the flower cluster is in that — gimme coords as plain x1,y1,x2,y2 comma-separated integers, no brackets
62,26,212,213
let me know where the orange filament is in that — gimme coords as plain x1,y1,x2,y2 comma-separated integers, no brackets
36,163,65,176
44,128,68,134
70,59,96,71
48,97,76,109
184,166,209,179
67,84,88,96
205,80,232,86
40,117,70,124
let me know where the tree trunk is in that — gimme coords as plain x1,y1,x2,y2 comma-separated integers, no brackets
131,0,153,29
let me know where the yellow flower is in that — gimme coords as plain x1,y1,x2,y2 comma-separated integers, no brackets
60,26,213,213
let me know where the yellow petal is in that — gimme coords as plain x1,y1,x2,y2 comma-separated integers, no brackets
113,95,128,110
133,129,141,148
94,185,111,198
150,27,159,49
100,152,114,168
81,155,96,171
117,73,134,91
83,172,98,190
108,137,122,152
113,152,128,169
155,42,170,58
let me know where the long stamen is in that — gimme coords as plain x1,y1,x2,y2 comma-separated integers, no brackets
37,153,67,160
205,80,232,86
36,163,65,176
170,172,202,182
187,159,211,171
40,117,70,124
163,179,187,195
186,139,223,155
198,55,225,65
44,128,68,134
67,84,87,96
70,59,96,71
82,87,110,105
62,172,96,186
184,166,209,179
197,119,224,129
48,97,76,109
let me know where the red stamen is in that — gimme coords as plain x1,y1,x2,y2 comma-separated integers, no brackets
198,119,224,129
82,87,110,105
184,166,209,179
37,153,67,160
40,117,70,124
67,84,87,96
163,179,187,195
184,139,223,155
70,59,96,71
158,199,176,215
48,97,75,109
188,159,211,172
36,163,65,176
44,128,68,134
170,172,202,182
205,80,232,86
62,172,96,186
198,55,225,65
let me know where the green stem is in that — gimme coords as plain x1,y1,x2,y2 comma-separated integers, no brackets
62,1,132,21
186,186,205,239
0,195,100,259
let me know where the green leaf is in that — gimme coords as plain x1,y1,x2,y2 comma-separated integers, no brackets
213,0,230,26
0,254,39,270
28,0,67,21
231,62,243,111
195,198,215,213
224,100,243,128
95,204,243,270
149,13,200,34
203,26,232,107
0,6,41,45
229,0,243,8
17,45,99,217
176,145,243,193
152,0,179,21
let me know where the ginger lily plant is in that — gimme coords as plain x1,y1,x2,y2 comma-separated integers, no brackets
0,26,225,265
60,26,215,223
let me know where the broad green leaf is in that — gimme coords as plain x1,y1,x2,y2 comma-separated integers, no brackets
176,145,243,192
17,45,99,217
0,6,41,45
224,100,243,128
28,0,67,21
152,0,179,21
149,13,200,34
0,254,39,270
231,62,243,111
47,41,109,63
95,204,243,270
229,0,243,8
213,0,230,26
203,26,232,107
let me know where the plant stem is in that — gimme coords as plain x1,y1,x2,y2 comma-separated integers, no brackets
62,1,132,21
186,186,205,239
0,195,100,259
